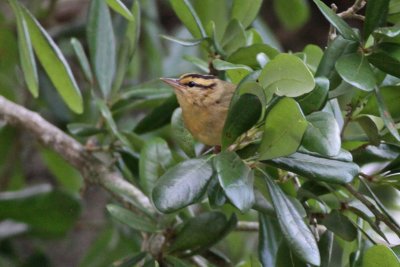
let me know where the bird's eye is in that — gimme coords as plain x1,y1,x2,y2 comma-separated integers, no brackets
187,81,196,87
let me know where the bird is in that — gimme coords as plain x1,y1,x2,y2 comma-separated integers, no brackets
161,73,236,146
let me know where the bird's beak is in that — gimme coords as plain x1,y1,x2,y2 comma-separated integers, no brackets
160,77,184,91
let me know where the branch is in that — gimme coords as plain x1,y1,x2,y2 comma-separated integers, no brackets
0,95,155,216
235,221,259,231
338,0,366,20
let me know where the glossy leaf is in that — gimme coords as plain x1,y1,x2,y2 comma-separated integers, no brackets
171,108,196,157
258,98,308,160
107,204,157,232
302,111,341,157
169,212,237,254
263,174,320,266
368,51,400,78
214,151,255,212
274,0,310,30
336,53,376,91
170,0,207,38
19,4,83,113
259,54,315,97
152,158,213,213
221,19,247,55
87,0,116,98
70,38,93,83
139,137,175,195
231,0,263,28
106,0,134,20
363,245,400,267
313,0,359,40
222,93,262,149
318,231,334,267
9,0,38,97
297,77,329,115
320,210,357,241
275,241,308,267
259,213,281,267
268,152,359,184
227,44,279,69
364,0,390,39
375,86,400,141
207,175,227,208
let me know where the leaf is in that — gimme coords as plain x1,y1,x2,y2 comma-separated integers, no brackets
212,59,252,84
9,0,38,97
318,231,334,267
169,212,237,253
207,175,227,208
214,151,255,212
268,152,359,184
364,0,390,39
259,54,315,97
70,38,93,83
139,137,175,195
0,185,81,237
375,86,400,141
152,158,213,213
258,213,281,267
335,53,376,91
113,252,147,267
313,0,359,41
363,244,400,267
222,93,262,149
274,0,310,30
183,55,209,72
297,77,329,115
160,35,207,46
171,108,196,157
302,111,341,157
165,256,192,267
320,210,357,241
170,0,207,38
275,241,308,267
134,95,179,134
87,0,116,98
258,98,308,160
107,204,157,233
67,123,105,137
263,174,320,266
19,4,83,113
106,0,134,20
221,19,247,55
227,44,279,69
231,0,263,28
303,44,323,73
368,51,400,78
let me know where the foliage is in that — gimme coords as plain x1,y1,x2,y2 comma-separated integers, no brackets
1,0,400,266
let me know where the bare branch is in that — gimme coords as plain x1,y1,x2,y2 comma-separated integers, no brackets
236,221,259,231
0,95,155,215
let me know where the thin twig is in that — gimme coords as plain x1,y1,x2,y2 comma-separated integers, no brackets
235,221,259,232
338,0,366,20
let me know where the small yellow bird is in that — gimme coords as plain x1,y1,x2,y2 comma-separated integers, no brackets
161,73,236,146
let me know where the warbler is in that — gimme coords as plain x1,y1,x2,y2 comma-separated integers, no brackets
161,73,236,146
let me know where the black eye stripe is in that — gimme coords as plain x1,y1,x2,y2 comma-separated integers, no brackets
183,82,216,89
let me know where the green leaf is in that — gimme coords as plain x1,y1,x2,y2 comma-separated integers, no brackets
355,114,384,144
161,35,207,46
114,252,147,267
364,0,390,39
227,44,279,69
221,19,247,55
320,210,357,241
263,174,320,266
375,86,400,141
297,77,329,115
214,151,255,212
183,55,209,72
335,53,376,91
134,95,179,134
152,158,213,213
222,93,262,149
259,213,281,267
274,0,310,30
9,0,38,97
87,0,116,98
70,38,93,84
361,86,400,120
139,137,175,195
169,212,237,253
259,54,315,97
303,44,323,73
207,176,227,208
302,111,341,157
165,256,192,267
106,0,134,20
212,59,252,84
318,231,334,267
258,98,308,160
268,152,359,184
363,244,400,267
231,0,263,28
171,108,196,157
313,0,359,41
107,204,157,232
67,123,105,137
170,0,207,38
368,51,400,78
18,4,83,113
275,241,308,267
0,185,81,237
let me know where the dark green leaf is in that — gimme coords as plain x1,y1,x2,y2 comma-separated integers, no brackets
67,123,105,137
375,86,400,141
227,44,279,69
363,244,400,267
170,0,207,38
275,241,308,267
134,95,178,134
258,213,281,267
152,158,213,213
258,98,308,160
302,111,341,157
171,108,196,157
231,0,263,28
263,174,320,266
107,204,157,232
318,231,334,267
313,0,359,41
87,0,116,98
320,210,357,241
139,137,174,195
361,86,400,120
364,0,390,39
297,77,329,115
161,35,207,46
268,152,359,184
214,151,255,212
274,0,310,30
113,252,147,267
207,175,227,208
221,19,247,55
368,51,400,78
106,0,134,20
165,256,192,267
